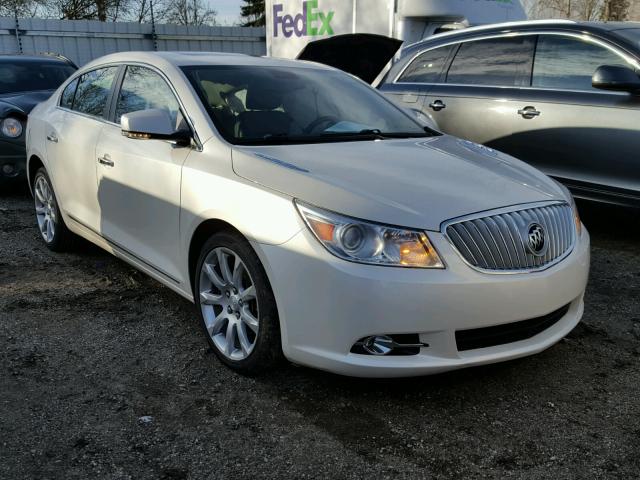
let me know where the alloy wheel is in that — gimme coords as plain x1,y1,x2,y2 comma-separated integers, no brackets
34,175,57,243
198,247,260,361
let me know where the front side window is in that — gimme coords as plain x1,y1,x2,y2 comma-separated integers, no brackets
182,65,430,145
446,37,535,87
72,67,118,117
60,78,78,109
0,60,75,95
398,45,455,83
115,66,181,125
532,35,631,91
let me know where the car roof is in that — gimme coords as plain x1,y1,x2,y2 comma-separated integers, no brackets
0,54,74,64
82,51,333,72
403,20,640,52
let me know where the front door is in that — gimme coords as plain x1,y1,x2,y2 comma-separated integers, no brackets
380,44,456,125
95,65,191,284
422,35,536,153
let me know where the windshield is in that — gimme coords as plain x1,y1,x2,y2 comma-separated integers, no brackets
0,60,75,95
181,65,430,145
614,28,640,49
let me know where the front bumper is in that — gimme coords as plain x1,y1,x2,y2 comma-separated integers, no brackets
254,224,590,378
0,139,27,180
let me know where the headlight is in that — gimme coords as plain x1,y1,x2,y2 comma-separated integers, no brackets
1,117,23,138
570,194,582,236
295,201,444,269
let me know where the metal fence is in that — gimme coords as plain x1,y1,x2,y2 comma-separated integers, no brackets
0,17,266,66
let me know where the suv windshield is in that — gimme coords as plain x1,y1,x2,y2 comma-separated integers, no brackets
182,65,431,145
614,28,640,48
0,60,75,95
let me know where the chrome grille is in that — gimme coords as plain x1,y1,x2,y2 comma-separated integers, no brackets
445,202,575,272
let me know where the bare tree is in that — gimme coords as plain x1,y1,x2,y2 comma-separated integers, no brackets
161,0,217,26
0,0,47,17
601,0,631,20
526,0,631,20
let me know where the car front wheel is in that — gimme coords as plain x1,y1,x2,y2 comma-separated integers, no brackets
195,231,282,374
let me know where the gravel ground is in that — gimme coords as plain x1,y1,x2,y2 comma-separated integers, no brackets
1,184,639,480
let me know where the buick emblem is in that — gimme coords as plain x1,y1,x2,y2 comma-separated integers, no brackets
525,223,547,257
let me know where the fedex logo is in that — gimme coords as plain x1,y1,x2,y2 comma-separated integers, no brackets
273,1,334,38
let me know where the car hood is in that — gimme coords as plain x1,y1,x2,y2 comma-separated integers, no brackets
0,90,54,117
296,34,403,84
231,135,566,231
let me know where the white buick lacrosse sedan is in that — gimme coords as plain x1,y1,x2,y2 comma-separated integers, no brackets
26,52,590,377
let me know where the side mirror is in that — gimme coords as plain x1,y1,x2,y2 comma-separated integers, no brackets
592,65,640,94
121,109,191,146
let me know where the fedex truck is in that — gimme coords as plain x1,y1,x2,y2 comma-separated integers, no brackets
266,0,528,59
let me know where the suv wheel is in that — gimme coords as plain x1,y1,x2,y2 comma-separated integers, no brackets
195,232,282,374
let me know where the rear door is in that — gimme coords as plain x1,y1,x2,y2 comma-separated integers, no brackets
47,66,120,231
507,33,640,198
95,65,192,284
422,35,536,152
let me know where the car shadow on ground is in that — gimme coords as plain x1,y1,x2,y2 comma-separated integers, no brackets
577,199,640,242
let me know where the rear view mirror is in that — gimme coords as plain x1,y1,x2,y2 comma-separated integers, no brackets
121,109,191,146
592,65,640,94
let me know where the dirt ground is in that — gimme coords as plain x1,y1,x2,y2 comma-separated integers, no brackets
1,184,639,480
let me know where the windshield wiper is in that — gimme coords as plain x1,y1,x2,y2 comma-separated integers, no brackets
323,129,432,139
238,131,382,145
235,128,434,146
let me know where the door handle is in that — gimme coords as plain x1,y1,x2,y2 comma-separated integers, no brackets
518,106,541,119
429,100,446,112
98,154,114,167
46,133,58,143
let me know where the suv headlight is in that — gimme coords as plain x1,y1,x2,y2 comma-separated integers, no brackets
1,117,23,138
295,201,444,268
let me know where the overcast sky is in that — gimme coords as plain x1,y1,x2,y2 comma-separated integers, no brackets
212,0,244,25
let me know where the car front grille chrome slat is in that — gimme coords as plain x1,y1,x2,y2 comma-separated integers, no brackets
444,202,576,273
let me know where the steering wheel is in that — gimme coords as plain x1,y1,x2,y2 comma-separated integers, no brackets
303,115,340,135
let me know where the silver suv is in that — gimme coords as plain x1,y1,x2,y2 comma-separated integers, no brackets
377,21,640,207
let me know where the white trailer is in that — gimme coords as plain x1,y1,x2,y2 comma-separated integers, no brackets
266,0,527,59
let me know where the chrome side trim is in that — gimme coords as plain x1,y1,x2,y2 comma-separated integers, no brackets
394,30,640,85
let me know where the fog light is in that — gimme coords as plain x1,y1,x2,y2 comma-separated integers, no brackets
362,335,395,356
2,164,16,176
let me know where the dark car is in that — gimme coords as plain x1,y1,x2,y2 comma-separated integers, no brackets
0,54,76,187
377,20,640,207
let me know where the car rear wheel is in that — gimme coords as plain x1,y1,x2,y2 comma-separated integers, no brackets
33,168,76,252
195,231,282,374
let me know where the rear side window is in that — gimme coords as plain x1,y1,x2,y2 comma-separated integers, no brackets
60,78,78,109
115,66,180,124
446,37,535,87
72,67,118,117
398,45,455,83
532,35,630,91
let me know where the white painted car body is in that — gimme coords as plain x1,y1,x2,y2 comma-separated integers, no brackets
26,51,589,377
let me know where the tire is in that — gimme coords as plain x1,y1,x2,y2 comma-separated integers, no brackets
194,231,282,375
32,168,76,252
